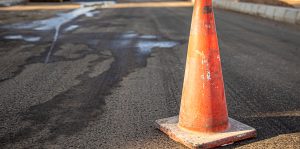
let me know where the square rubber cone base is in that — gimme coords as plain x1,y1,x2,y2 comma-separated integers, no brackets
155,116,256,149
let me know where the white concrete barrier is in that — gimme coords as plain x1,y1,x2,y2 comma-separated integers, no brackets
265,6,276,19
251,4,259,15
257,5,267,17
296,11,300,24
274,7,286,21
213,0,300,26
284,9,299,23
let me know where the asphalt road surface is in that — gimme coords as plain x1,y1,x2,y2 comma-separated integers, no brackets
0,1,299,148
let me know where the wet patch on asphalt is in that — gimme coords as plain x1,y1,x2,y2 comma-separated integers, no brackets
0,27,179,147
0,44,48,82
0,8,106,83
0,6,180,147
4,35,41,42
1,5,98,64
63,25,80,32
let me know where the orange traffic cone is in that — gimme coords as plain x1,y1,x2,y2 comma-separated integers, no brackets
155,0,256,148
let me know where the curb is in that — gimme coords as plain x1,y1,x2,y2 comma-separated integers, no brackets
213,0,300,26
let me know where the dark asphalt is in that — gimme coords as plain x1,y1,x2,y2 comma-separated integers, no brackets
0,1,299,149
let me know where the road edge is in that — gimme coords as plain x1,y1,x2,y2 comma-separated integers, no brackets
212,0,300,26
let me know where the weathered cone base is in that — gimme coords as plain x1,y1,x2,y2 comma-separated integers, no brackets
155,116,256,149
